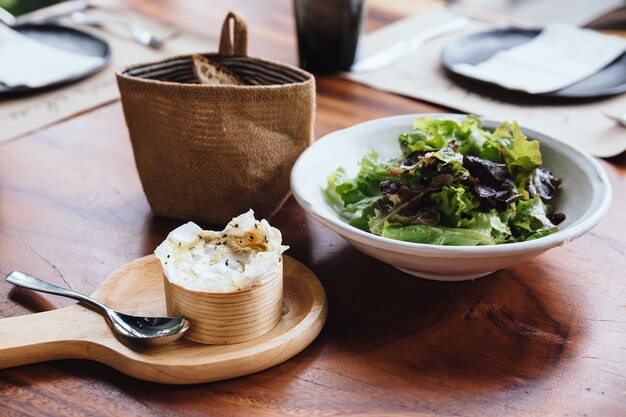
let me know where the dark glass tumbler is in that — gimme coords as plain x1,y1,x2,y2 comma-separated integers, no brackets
293,0,366,74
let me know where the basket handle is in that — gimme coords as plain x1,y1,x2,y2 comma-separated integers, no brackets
219,12,248,57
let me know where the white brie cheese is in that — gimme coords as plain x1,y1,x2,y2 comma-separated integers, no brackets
155,210,288,292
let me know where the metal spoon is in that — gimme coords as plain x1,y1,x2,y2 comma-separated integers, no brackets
70,11,164,48
6,271,189,346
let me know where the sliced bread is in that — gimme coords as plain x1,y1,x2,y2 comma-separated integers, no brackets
191,54,243,85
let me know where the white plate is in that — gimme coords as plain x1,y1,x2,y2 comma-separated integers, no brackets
290,114,612,281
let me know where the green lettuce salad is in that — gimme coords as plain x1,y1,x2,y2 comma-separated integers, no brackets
325,116,565,246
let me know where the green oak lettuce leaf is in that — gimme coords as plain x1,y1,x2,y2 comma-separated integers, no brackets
400,115,509,164
400,117,471,154
380,210,512,246
511,195,558,240
380,222,495,246
427,146,464,167
455,116,504,161
356,150,397,194
326,151,386,205
492,121,542,172
460,126,488,158
325,167,379,230
325,152,391,230
402,145,467,181
467,126,503,162
428,185,479,227
400,116,477,154
399,129,445,154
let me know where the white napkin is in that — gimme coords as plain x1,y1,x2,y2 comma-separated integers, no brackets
452,23,626,94
0,25,106,88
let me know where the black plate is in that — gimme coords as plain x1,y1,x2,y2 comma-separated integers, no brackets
0,23,110,97
441,27,626,99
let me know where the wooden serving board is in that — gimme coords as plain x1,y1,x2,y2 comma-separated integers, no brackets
0,255,327,384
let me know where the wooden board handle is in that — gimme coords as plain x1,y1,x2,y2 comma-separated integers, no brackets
0,306,106,369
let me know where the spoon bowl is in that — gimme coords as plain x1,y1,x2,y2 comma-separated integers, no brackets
108,311,190,346
6,271,190,346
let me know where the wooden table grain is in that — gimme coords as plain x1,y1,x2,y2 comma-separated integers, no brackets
1,1,624,416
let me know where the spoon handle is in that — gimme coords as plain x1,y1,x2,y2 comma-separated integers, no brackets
6,271,110,316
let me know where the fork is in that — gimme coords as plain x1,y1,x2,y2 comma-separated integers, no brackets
603,110,626,127
70,11,164,48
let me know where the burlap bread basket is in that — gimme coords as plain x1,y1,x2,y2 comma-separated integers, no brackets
116,12,315,224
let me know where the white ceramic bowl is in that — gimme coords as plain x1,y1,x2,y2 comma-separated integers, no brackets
290,114,612,281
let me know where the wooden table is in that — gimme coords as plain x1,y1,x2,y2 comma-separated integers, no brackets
1,1,624,416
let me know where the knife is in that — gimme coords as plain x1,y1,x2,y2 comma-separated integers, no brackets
350,16,468,73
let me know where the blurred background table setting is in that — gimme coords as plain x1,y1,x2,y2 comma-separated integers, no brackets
323,0,626,157
0,0,214,144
